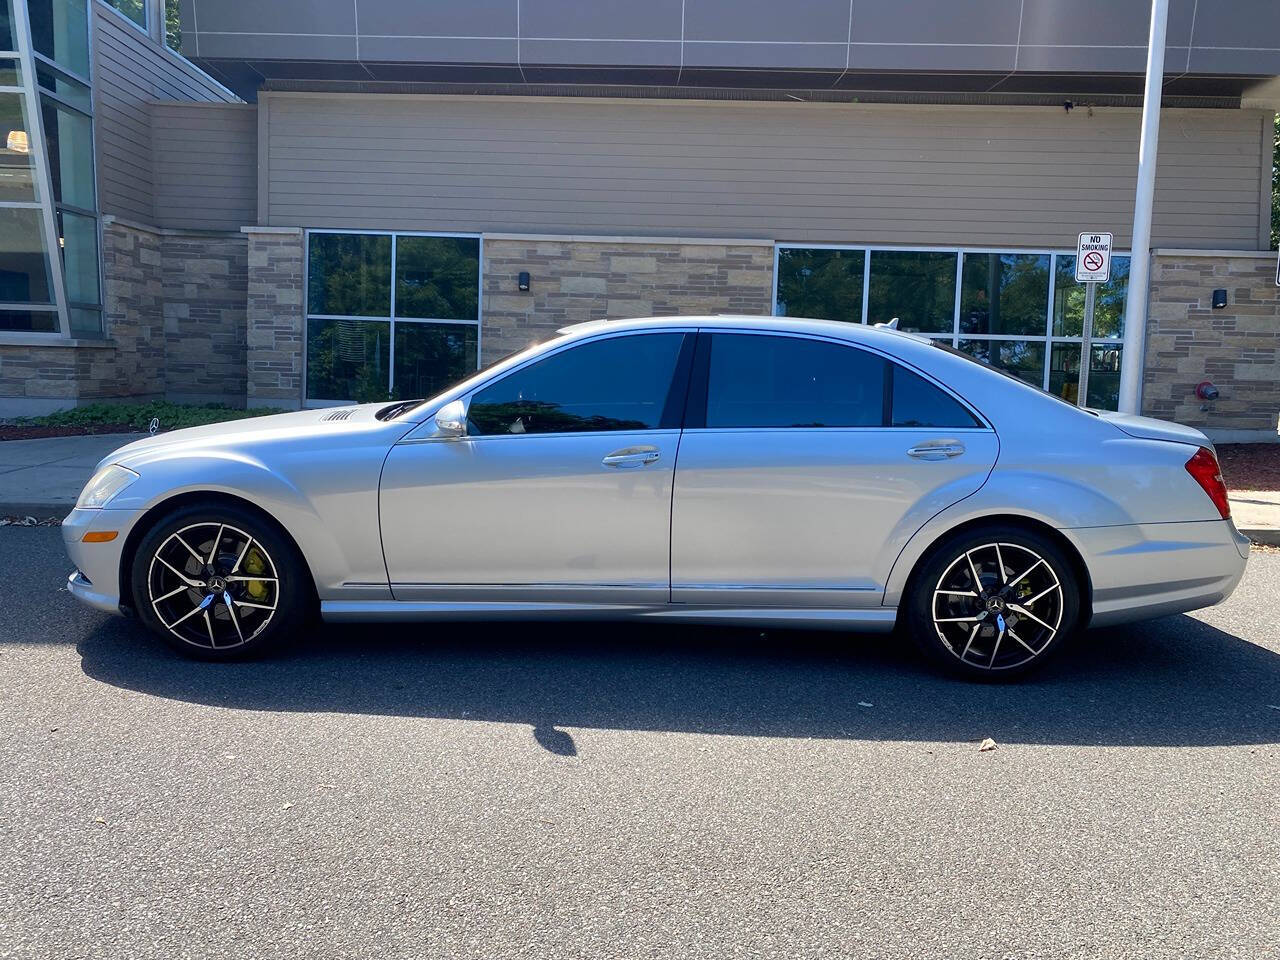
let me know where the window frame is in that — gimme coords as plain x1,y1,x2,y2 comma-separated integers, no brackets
95,0,146,36
303,228,484,407
685,329,990,432
772,243,1132,405
460,328,697,440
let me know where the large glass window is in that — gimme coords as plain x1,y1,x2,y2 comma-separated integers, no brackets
468,333,685,436
774,244,1129,410
2,0,15,51
0,92,38,201
102,0,145,30
164,0,182,52
41,96,92,210
775,247,864,323
960,253,1049,337
867,250,957,334
305,231,481,403
0,206,55,302
27,0,90,77
706,333,886,429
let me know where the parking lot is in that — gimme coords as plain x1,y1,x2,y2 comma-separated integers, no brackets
1,526,1277,959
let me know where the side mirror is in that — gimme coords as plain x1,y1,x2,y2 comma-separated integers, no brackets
433,399,468,437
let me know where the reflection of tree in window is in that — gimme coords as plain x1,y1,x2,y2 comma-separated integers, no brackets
960,254,1049,337
307,234,391,317
867,251,956,334
395,237,479,321
775,248,865,323
1054,255,1129,338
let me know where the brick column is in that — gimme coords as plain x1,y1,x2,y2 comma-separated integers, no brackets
1143,249,1280,441
480,236,775,361
243,226,305,409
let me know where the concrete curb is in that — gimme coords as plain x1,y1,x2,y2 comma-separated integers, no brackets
1240,527,1280,547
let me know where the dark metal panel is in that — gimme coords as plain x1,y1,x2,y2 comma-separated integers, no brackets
357,36,520,64
521,0,683,41
684,0,851,43
519,40,682,67
851,0,1022,45
682,41,848,70
190,0,355,34
357,0,519,37
848,43,1016,72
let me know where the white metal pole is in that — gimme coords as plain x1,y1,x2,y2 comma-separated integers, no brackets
1118,0,1170,414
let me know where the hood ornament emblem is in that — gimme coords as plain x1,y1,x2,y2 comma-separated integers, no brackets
148,417,159,435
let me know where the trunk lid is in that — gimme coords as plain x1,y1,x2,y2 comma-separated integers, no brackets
1095,411,1211,450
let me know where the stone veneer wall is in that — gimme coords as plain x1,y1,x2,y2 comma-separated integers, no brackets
243,227,305,408
1143,250,1280,440
0,220,248,414
161,232,248,405
480,237,775,362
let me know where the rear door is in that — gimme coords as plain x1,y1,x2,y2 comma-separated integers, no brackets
670,331,998,607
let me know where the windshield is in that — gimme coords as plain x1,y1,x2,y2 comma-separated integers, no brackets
377,334,568,420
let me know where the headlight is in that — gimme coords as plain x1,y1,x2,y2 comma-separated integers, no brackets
76,464,139,509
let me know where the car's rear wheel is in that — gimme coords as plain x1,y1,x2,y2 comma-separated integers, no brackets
906,525,1080,680
130,503,310,660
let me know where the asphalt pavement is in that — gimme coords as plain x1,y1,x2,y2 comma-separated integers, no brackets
1,527,1277,959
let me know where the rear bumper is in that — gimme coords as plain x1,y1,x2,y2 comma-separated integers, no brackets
1068,518,1249,628
62,505,145,616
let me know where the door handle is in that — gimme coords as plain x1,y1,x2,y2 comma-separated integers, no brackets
907,441,965,461
602,446,661,468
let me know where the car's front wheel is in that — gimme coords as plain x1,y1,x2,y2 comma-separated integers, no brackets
130,503,311,659
906,525,1080,680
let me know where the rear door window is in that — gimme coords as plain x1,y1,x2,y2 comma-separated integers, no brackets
704,333,887,428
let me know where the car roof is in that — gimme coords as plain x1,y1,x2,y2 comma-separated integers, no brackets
557,314,933,349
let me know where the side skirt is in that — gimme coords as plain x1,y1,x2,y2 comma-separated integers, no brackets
320,600,898,632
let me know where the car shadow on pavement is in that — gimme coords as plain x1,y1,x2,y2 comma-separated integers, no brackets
75,612,1280,750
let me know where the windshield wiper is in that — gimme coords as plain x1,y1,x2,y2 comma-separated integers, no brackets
375,399,424,421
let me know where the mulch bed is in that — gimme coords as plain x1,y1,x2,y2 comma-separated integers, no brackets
0,424,143,440
1216,443,1280,492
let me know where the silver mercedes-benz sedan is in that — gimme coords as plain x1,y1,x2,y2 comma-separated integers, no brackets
63,315,1248,678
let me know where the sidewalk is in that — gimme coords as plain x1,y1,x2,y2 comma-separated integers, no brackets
0,433,142,517
0,432,1277,545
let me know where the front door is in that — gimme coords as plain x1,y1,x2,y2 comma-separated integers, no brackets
380,331,694,603
671,331,998,607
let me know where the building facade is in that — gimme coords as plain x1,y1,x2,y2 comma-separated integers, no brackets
1,0,1278,439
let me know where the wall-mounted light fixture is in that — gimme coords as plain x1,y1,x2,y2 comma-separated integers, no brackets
518,271,530,292
1211,289,1227,309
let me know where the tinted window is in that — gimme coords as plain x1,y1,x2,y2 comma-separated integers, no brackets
891,364,981,428
706,334,886,428
468,333,686,436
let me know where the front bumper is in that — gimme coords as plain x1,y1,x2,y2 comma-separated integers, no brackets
62,505,146,616
1069,518,1250,628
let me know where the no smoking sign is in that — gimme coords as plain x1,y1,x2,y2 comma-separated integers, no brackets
1075,232,1113,282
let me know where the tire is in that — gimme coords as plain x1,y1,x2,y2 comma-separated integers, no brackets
905,525,1080,680
130,502,312,660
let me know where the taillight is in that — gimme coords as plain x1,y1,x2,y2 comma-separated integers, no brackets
1184,446,1230,519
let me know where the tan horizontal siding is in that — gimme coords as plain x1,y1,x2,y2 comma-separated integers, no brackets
265,95,1269,250
151,103,257,230
92,5,240,224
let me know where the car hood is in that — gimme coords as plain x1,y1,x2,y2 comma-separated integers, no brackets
98,405,398,471
1095,411,1211,449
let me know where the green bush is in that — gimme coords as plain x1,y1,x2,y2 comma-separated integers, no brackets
9,401,283,432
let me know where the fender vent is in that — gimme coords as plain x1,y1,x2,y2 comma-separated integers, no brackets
320,408,356,422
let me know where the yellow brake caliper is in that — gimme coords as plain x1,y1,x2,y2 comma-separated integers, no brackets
243,547,269,601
